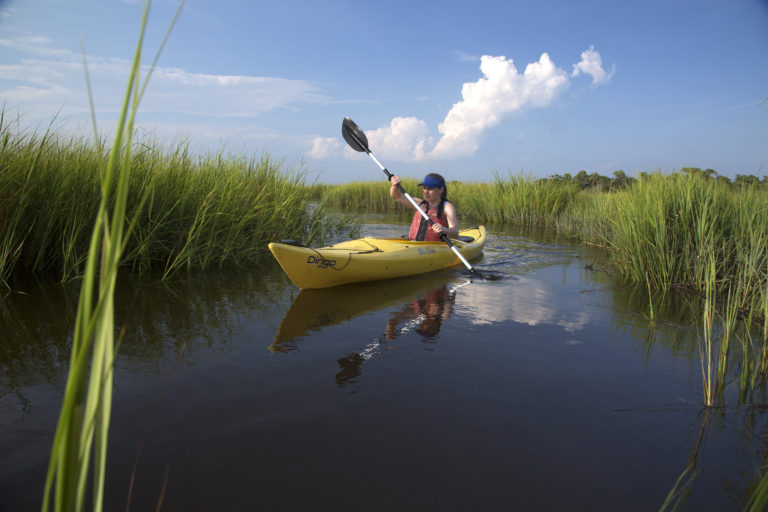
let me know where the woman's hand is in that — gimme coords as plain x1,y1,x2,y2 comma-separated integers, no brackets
431,223,458,238
390,175,406,203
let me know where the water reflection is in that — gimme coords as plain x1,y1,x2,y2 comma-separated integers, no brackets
455,272,592,333
271,273,462,350
334,283,461,387
4,219,768,511
0,266,289,404
383,285,457,339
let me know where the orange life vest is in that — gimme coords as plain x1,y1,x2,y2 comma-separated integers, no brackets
409,200,449,241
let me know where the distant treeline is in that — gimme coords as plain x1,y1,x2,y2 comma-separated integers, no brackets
543,168,768,190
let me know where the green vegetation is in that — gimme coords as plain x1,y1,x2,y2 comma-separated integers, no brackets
41,4,160,510
0,123,352,286
317,176,421,213
321,169,768,407
29,3,345,509
322,169,767,315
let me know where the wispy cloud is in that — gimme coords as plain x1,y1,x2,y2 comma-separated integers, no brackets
0,35,328,125
452,50,480,62
0,5,15,20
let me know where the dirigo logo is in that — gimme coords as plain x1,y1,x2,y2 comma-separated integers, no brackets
306,255,336,268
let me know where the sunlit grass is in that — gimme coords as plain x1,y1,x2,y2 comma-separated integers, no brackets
321,172,768,408
41,2,163,509
0,124,351,285
321,173,766,306
319,177,420,212
33,3,357,508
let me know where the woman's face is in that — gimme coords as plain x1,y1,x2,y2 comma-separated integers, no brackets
422,185,443,204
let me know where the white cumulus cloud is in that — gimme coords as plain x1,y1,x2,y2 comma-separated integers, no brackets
308,136,341,158
317,47,612,162
431,53,569,159
364,117,433,161
571,45,614,85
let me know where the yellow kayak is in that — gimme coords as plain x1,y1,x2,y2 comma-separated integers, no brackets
268,226,486,290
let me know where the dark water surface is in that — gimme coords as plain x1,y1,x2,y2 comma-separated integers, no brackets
1,218,767,511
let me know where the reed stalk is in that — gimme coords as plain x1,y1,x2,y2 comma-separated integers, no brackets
42,2,181,510
745,468,768,512
698,256,716,406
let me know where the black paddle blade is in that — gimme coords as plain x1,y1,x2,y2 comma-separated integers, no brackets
342,117,370,153
462,268,506,281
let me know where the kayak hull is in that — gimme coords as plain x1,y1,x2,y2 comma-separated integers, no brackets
268,226,486,290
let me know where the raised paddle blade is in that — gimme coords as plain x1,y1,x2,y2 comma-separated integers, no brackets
342,117,370,153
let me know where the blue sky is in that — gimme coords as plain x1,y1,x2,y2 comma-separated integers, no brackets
1,0,766,183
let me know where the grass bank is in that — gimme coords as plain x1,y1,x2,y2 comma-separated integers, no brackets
0,120,352,285
321,172,767,319
321,172,768,406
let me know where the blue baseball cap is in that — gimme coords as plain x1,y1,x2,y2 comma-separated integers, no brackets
418,175,445,189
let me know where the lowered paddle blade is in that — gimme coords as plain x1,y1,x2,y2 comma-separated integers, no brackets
462,268,505,281
342,117,370,153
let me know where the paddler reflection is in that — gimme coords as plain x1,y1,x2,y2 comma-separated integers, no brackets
335,284,458,387
271,273,462,351
385,286,454,339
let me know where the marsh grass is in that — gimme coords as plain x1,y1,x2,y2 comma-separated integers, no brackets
0,123,349,285
321,173,766,309
41,3,162,509
31,3,356,507
321,172,768,407
745,468,768,512
319,177,420,212
462,172,581,226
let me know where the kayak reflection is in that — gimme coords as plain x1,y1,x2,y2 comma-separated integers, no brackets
271,272,463,352
335,283,460,387
270,272,468,387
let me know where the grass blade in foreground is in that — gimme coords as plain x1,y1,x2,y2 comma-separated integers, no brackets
41,2,183,510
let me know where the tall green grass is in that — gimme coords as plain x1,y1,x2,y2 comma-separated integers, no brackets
319,172,580,226
321,172,768,406
41,3,164,510
459,172,582,226
0,126,350,285
318,177,420,212
591,174,767,405
33,1,350,510
322,172,767,318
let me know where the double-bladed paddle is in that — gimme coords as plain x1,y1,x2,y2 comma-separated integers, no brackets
341,117,485,278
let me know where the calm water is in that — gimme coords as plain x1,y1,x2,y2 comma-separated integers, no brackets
1,217,766,511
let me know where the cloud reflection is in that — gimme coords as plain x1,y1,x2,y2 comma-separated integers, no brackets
454,275,591,334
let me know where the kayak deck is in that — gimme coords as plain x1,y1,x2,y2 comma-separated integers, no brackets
268,226,486,289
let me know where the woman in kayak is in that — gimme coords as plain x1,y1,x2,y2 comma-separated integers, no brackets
390,172,459,241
